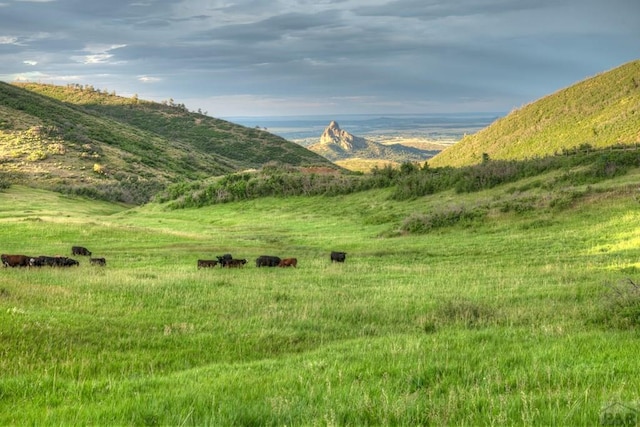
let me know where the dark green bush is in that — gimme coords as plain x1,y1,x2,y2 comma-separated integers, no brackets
0,176,11,191
498,197,538,213
0,170,22,191
53,179,164,205
400,206,487,234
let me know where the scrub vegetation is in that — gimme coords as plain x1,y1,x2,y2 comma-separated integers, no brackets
156,145,640,211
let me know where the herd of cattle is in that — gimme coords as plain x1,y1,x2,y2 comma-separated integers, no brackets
197,251,347,269
1,248,347,269
1,246,105,268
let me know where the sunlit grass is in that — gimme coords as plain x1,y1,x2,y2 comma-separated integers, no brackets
1,177,640,424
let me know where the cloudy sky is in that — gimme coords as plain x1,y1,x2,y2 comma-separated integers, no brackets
0,0,638,117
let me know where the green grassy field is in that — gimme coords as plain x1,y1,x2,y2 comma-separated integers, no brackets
1,176,640,425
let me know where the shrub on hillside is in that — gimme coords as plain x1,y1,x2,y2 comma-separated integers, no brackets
0,170,22,190
52,179,164,205
597,279,640,329
391,156,565,200
390,167,458,200
400,205,487,234
0,176,10,191
160,165,391,208
453,160,524,193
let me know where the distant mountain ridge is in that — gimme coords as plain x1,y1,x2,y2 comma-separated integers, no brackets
429,59,640,167
309,121,437,162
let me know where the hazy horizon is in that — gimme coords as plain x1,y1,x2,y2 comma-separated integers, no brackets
225,112,501,142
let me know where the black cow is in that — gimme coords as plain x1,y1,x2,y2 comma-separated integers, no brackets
330,251,346,263
216,254,233,267
197,259,217,269
30,256,58,267
71,246,92,256
30,256,79,267
226,258,247,268
90,257,107,266
2,254,31,267
256,255,281,267
59,257,80,267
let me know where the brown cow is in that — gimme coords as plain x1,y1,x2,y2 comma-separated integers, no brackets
1,254,31,267
278,258,297,268
197,259,217,269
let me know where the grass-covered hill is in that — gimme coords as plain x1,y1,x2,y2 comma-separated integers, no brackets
429,59,640,167
0,82,334,203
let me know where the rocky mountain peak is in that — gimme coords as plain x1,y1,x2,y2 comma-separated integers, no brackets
319,121,365,151
309,120,437,162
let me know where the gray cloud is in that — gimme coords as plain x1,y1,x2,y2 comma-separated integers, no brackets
0,0,638,116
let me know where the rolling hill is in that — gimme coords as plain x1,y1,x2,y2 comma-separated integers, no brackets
429,59,640,167
0,82,335,203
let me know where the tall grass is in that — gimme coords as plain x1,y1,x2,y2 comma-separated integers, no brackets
1,178,640,424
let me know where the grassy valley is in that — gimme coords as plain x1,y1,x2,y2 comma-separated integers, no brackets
2,60,640,424
1,164,640,424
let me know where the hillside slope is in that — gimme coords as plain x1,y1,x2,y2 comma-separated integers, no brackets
429,60,640,167
0,82,334,203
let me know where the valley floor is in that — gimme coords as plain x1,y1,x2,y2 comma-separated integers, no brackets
1,180,639,425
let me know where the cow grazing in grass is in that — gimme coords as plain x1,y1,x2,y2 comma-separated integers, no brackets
278,258,297,268
330,251,346,263
216,254,233,267
256,255,281,267
71,246,91,256
226,258,247,268
90,257,107,266
197,259,217,269
30,256,79,267
30,256,57,267
2,254,31,267
60,257,80,267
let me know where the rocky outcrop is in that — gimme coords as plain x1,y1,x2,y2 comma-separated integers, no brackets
309,121,437,162
318,121,368,151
